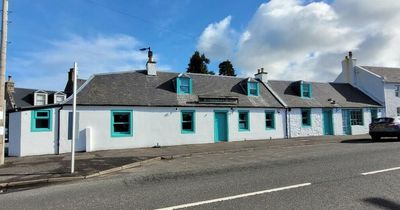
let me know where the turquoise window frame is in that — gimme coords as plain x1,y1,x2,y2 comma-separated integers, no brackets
300,82,312,98
181,110,195,134
247,82,259,96
238,110,250,131
301,109,312,127
265,111,275,130
177,77,192,95
111,110,133,137
31,109,52,132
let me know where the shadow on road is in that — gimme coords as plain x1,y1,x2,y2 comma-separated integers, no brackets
341,138,399,144
363,197,400,210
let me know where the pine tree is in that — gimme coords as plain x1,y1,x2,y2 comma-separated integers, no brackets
187,51,211,74
218,60,236,76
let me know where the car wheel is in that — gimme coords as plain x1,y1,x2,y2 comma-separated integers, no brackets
371,135,380,141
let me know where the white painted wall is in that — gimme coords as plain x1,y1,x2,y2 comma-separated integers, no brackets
353,66,385,105
57,106,285,154
287,108,323,138
383,83,400,117
8,108,58,156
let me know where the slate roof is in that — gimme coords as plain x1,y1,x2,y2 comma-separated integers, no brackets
268,80,382,108
8,88,58,110
361,66,400,83
68,70,284,108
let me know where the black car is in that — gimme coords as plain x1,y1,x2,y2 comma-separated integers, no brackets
369,117,400,141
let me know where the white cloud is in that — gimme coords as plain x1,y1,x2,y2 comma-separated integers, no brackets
197,0,400,82
197,16,235,60
8,34,151,90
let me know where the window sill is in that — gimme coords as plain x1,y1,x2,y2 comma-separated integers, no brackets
265,127,275,130
31,129,52,132
181,130,195,134
111,133,133,138
239,129,250,132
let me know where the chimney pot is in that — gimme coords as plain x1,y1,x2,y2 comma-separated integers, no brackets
349,51,352,58
5,75,15,93
261,67,264,73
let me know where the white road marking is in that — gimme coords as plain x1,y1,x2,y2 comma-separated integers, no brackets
154,183,311,210
361,167,400,176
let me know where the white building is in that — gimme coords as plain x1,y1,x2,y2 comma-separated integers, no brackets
7,56,382,157
335,52,399,118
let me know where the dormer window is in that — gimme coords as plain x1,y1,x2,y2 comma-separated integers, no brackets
54,92,66,104
34,90,48,106
301,82,312,98
177,76,192,95
247,82,259,96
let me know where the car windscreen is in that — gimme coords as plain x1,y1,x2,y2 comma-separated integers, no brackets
373,118,394,123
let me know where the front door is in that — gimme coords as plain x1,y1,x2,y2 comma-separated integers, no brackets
342,110,352,135
214,111,228,142
323,109,334,135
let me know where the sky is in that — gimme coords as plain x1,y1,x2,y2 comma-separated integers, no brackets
5,0,400,90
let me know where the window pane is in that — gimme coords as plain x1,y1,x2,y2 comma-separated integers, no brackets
56,96,64,102
180,86,189,93
302,110,310,125
180,78,189,86
266,112,274,128
36,100,45,105
182,112,193,131
182,122,192,130
36,119,49,129
350,110,363,125
114,124,130,133
36,111,49,117
239,112,248,130
239,122,247,129
249,89,257,95
36,94,45,100
182,112,193,122
114,113,129,123
248,82,258,96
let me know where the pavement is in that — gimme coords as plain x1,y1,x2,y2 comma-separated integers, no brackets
1,134,399,209
0,134,369,189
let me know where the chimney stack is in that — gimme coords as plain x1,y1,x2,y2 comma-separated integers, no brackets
255,67,268,84
341,51,357,85
146,48,157,76
5,75,14,93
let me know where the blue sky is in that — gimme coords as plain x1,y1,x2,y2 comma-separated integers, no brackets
5,0,400,90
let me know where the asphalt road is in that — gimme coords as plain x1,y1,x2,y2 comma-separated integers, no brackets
1,138,400,210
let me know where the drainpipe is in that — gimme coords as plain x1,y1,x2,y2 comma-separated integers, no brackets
56,105,64,155
286,108,291,139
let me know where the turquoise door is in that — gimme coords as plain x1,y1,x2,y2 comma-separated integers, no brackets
342,110,352,135
323,109,334,135
214,111,228,142
371,108,378,122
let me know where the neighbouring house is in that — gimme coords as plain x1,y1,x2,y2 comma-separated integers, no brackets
267,79,382,137
335,51,400,118
4,70,86,142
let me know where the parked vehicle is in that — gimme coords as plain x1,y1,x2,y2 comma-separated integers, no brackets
369,117,400,141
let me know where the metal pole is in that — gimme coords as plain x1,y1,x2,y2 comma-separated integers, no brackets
71,62,78,173
0,0,9,165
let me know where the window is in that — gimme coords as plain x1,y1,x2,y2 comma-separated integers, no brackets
301,83,312,98
248,82,259,96
350,109,363,125
301,109,311,126
370,108,378,122
396,85,400,97
238,111,249,131
177,77,192,94
31,109,52,132
35,93,47,105
111,111,132,137
397,107,400,116
265,111,275,129
181,111,195,133
55,95,66,103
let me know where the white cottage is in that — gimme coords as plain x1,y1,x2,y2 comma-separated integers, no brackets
335,52,400,118
267,78,382,138
8,64,287,156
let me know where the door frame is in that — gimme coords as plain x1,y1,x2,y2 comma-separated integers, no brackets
322,109,334,135
214,110,229,142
